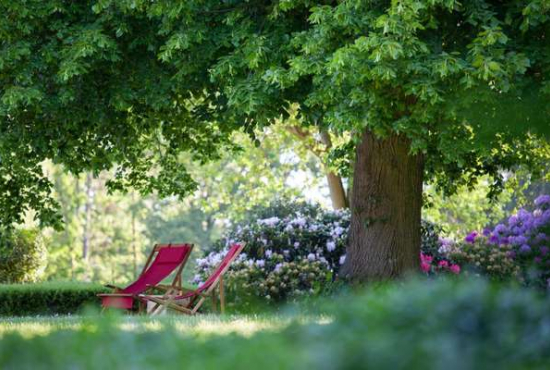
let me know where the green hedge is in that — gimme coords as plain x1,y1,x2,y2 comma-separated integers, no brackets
0,282,108,316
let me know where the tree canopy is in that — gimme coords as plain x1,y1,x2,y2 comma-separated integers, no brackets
1,0,549,280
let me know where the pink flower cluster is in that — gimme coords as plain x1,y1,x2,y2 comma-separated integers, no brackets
420,253,460,274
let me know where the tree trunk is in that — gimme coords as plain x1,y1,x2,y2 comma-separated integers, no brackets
326,172,348,209
340,130,424,282
319,130,348,209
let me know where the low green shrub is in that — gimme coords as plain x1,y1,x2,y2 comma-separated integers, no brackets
0,228,46,283
0,282,108,316
0,278,549,369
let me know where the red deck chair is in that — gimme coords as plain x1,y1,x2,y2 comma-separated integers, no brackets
140,243,245,315
98,243,194,311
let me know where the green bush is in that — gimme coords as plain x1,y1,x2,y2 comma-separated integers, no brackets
0,282,108,316
0,278,549,369
0,228,46,283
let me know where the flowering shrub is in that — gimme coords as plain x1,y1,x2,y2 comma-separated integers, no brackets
195,201,445,305
195,203,348,304
457,195,550,288
419,221,460,275
446,237,519,280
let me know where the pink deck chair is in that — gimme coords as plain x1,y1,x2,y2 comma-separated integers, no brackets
98,243,194,310
140,243,245,315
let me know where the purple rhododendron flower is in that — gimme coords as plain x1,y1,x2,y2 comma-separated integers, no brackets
534,257,542,264
494,224,508,235
507,251,517,259
519,244,532,254
482,227,491,236
540,246,549,256
534,195,550,208
511,236,528,246
465,231,478,244
508,215,520,227
518,209,531,222
535,233,549,243
488,235,499,245
511,226,523,236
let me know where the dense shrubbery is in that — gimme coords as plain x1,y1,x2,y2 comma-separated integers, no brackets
1,278,549,369
423,195,550,289
195,200,445,305
195,201,348,305
195,195,550,306
0,282,108,316
0,228,46,283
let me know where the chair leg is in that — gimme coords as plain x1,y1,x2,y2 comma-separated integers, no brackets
219,276,225,315
210,292,217,313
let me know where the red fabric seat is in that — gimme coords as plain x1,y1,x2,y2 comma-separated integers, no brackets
173,243,243,300
100,244,193,309
139,243,245,315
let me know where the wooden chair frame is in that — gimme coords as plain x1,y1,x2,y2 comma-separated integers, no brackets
98,243,194,312
143,243,245,316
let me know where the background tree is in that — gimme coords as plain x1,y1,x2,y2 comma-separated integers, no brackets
1,1,549,282
41,129,324,282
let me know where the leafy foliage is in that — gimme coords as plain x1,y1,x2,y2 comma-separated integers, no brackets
0,228,46,283
1,0,549,228
41,128,323,283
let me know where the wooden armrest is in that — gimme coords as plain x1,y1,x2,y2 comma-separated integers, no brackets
149,284,175,291
147,284,196,294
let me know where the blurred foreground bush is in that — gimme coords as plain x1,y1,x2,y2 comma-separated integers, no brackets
1,278,548,369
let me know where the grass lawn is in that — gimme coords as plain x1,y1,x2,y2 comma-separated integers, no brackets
0,313,326,339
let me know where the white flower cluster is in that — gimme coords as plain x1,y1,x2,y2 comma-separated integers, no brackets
194,207,351,302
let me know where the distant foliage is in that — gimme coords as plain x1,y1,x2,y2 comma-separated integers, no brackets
195,200,444,305
0,229,46,283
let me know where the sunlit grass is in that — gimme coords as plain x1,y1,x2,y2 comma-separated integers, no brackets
0,313,332,339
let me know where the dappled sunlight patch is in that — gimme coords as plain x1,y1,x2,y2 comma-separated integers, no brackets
118,319,164,333
174,317,284,338
0,314,333,340
0,316,83,338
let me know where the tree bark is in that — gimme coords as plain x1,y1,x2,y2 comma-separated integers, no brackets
340,130,424,282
